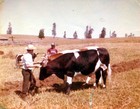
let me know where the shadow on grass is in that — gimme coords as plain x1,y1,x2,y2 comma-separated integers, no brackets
45,82,93,94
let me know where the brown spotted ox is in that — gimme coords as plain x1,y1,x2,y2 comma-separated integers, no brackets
15,53,38,68
39,46,111,94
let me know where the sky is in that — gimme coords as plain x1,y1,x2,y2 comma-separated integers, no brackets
0,0,140,38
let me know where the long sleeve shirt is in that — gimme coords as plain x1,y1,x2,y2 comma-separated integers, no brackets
22,53,34,70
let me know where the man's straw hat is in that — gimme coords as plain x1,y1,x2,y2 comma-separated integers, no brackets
25,44,36,50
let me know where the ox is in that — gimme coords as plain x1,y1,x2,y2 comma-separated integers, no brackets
39,46,111,94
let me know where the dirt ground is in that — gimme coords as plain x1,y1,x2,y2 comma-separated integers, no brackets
0,35,140,106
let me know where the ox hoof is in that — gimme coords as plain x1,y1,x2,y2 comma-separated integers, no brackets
93,86,97,89
64,89,70,95
19,93,29,101
82,83,89,88
102,86,106,89
93,83,97,89
65,90,70,95
100,85,106,89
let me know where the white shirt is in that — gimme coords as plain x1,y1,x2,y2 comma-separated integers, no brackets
22,53,33,70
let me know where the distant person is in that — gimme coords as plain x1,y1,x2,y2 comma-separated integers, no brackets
100,27,106,38
20,44,40,100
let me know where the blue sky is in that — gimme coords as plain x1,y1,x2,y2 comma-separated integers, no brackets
0,0,140,38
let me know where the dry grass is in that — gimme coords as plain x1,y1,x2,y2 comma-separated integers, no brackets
0,35,140,109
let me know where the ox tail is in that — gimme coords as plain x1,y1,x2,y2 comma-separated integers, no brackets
107,63,112,83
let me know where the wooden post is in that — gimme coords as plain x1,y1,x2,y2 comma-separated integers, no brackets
9,35,15,42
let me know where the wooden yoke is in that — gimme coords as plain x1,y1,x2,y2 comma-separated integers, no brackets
41,53,63,67
48,53,63,61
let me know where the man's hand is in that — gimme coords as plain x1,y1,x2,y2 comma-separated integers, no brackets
34,64,41,68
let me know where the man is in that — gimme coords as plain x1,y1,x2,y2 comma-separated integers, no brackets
41,43,58,68
20,44,40,99
47,43,58,56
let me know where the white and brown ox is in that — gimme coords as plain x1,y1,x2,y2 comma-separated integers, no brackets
15,53,38,68
39,46,111,94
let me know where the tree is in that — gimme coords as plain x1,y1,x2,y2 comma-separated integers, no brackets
63,31,66,38
52,22,56,38
84,26,93,39
38,29,45,39
99,27,106,38
7,22,12,34
110,31,117,38
73,31,78,39
87,28,93,38
84,26,89,38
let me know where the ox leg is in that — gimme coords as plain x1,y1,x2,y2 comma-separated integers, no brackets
94,68,101,88
83,74,93,86
65,76,73,95
82,76,91,86
102,69,107,88
85,72,94,84
61,75,67,88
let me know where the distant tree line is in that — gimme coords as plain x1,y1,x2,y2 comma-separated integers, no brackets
8,22,135,40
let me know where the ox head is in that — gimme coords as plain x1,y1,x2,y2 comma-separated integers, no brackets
39,66,65,81
39,67,52,80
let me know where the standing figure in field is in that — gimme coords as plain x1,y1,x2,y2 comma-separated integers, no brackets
20,44,40,99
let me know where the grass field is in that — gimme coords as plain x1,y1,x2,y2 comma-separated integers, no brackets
0,35,140,109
